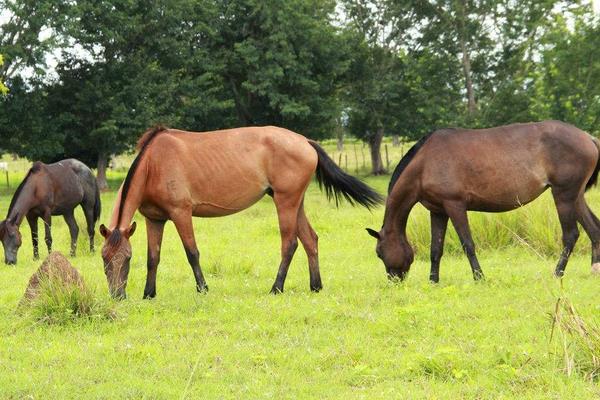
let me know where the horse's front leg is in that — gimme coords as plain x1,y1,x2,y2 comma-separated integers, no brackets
42,211,52,255
143,217,166,299
429,211,448,283
443,202,484,280
552,190,580,277
26,214,39,260
171,210,208,293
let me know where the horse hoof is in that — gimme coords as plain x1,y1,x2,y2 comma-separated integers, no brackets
270,286,283,295
310,285,322,292
592,263,600,275
197,285,209,293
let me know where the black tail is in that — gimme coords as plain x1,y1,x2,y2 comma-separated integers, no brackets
93,180,101,222
587,137,600,191
308,140,384,209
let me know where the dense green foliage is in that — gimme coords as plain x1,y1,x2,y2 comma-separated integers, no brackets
0,0,599,175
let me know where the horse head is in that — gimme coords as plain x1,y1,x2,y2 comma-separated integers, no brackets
99,222,136,299
367,227,414,280
0,213,22,265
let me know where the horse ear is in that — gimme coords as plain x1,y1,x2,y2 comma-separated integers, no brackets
9,213,18,225
366,228,380,240
99,224,110,238
125,221,137,238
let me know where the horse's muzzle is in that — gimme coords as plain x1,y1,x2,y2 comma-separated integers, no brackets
387,268,408,281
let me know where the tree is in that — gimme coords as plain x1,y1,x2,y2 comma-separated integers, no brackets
341,0,414,174
213,0,348,138
403,0,565,125
0,0,69,82
533,4,600,134
45,0,232,189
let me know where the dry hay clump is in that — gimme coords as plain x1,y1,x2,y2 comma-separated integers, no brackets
19,252,116,324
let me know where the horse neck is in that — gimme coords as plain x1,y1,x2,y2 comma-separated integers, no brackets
382,180,418,241
7,178,38,225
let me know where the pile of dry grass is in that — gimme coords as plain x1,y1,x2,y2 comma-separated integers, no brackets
19,252,116,324
551,295,600,381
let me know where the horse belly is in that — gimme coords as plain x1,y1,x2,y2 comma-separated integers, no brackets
192,187,267,217
465,175,548,212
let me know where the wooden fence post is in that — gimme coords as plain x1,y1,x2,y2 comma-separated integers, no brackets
385,144,390,170
353,143,358,173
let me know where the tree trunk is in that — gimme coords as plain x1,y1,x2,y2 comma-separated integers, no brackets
335,120,344,151
460,38,477,115
368,127,386,175
96,153,109,191
457,1,477,116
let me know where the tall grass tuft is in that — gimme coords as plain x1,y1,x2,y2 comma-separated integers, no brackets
550,294,600,381
19,275,117,325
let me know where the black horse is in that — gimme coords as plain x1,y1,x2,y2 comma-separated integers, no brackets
0,159,101,264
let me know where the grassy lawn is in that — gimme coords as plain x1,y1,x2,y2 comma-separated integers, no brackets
0,153,599,398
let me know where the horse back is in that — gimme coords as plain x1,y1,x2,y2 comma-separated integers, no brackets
43,159,90,214
413,121,598,211
139,127,317,218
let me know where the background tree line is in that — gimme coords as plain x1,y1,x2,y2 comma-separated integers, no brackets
0,0,598,186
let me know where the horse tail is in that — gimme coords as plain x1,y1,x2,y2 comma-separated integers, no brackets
308,140,384,210
93,180,102,222
586,137,600,191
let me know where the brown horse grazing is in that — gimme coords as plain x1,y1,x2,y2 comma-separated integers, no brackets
367,120,600,282
99,126,382,299
0,159,101,265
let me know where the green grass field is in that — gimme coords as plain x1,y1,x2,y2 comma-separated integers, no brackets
1,145,600,399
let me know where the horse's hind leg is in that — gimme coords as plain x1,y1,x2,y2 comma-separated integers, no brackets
443,202,484,280
575,199,600,273
552,189,580,277
171,210,208,293
82,203,96,252
297,203,321,292
270,192,302,294
26,214,39,260
42,211,52,254
429,211,449,283
63,211,79,257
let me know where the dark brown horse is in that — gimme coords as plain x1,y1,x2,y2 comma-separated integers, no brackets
99,126,382,299
367,121,600,282
0,159,101,264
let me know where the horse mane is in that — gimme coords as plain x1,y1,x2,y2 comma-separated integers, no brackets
387,131,437,195
7,162,43,217
116,125,169,227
